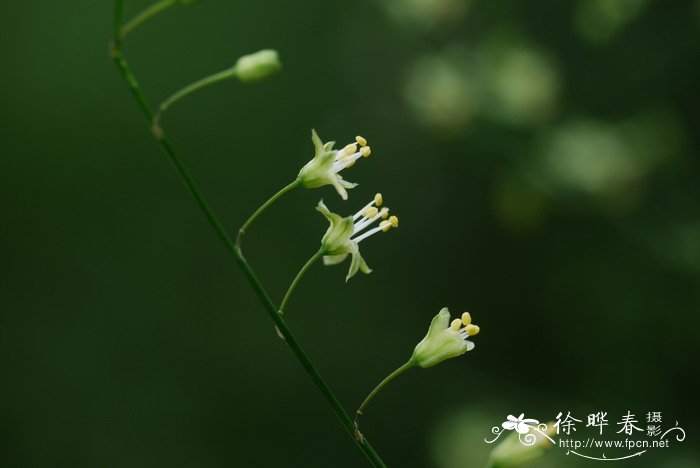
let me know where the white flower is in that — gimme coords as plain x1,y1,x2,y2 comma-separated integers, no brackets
298,130,372,200
316,193,398,281
411,308,480,368
502,414,540,434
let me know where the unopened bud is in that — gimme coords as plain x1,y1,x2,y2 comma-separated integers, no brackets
233,49,281,83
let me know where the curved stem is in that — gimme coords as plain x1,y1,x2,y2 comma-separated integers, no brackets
154,67,238,128
280,248,324,314
111,5,385,466
119,0,178,39
236,179,300,246
355,361,415,439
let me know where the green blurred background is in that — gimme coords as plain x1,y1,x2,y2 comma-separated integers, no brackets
1,0,699,466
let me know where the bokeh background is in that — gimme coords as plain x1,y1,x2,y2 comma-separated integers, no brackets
1,0,699,466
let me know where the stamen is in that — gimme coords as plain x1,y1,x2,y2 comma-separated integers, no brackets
353,198,377,221
353,208,388,235
360,146,371,158
465,324,480,336
343,143,358,155
450,319,462,331
380,220,392,232
389,215,398,228
351,225,383,243
356,135,367,147
374,193,383,207
363,207,379,218
461,312,472,326
332,151,363,173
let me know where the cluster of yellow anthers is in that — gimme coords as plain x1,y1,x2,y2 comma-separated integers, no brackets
351,193,399,243
331,135,372,173
451,312,481,338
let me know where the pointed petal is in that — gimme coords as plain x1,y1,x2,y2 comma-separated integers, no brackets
330,176,349,200
427,308,451,338
316,199,331,217
337,174,358,189
346,253,361,281
311,129,324,157
358,252,372,274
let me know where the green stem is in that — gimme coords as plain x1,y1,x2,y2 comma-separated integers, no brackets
111,5,385,466
355,361,415,438
155,67,239,127
237,179,300,246
280,248,324,314
119,0,178,39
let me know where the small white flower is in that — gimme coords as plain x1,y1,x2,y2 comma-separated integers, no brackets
317,193,398,281
411,308,480,368
502,414,540,434
298,130,372,200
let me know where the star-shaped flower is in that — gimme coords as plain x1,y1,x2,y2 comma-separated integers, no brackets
298,130,372,200
316,194,398,281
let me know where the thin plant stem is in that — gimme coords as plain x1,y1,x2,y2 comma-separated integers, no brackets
111,3,386,466
280,248,324,314
236,179,300,245
354,361,415,439
154,67,239,128
119,0,178,39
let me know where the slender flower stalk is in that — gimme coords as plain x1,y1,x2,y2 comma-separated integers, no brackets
154,49,281,131
354,308,480,440
118,0,197,39
110,3,385,465
354,361,414,440
236,179,300,246
279,248,325,314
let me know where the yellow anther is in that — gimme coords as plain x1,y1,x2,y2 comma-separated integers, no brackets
465,324,480,336
389,215,399,228
363,207,379,218
450,318,462,331
360,146,371,158
343,143,358,155
355,135,367,147
380,209,389,219
461,312,472,326
374,193,383,207
380,220,392,232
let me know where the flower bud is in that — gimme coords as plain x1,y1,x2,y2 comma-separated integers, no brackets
232,49,281,83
